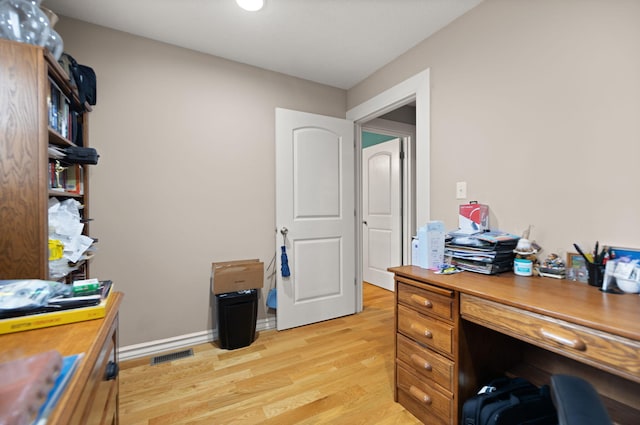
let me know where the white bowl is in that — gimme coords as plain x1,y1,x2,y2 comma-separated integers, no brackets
616,278,640,294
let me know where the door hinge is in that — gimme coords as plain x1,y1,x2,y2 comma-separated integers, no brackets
400,151,405,160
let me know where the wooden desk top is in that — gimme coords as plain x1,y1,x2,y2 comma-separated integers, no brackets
389,266,640,341
0,292,123,425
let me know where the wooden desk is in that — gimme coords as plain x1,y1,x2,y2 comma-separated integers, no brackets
1,292,123,425
389,266,640,424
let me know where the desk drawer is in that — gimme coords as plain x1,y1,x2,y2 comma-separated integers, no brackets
397,364,453,425
398,305,454,356
461,294,640,383
397,280,454,321
397,333,454,391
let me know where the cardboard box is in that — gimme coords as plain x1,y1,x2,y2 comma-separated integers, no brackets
212,259,264,295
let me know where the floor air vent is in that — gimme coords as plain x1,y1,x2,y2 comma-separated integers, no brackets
150,348,194,365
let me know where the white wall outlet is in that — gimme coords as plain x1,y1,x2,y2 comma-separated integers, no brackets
456,181,467,199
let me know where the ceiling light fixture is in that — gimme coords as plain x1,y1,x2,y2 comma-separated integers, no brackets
236,0,264,12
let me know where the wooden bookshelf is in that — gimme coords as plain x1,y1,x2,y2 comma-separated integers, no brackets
0,39,91,282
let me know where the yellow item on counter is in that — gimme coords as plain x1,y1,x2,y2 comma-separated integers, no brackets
48,239,64,260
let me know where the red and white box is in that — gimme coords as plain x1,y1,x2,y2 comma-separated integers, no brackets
459,203,489,234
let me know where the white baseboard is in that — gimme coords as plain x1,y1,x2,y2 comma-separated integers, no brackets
119,317,277,362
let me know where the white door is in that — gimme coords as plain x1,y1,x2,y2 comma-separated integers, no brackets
275,108,355,331
362,139,401,291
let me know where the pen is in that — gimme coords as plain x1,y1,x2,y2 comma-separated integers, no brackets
601,246,609,264
594,241,599,263
573,243,592,264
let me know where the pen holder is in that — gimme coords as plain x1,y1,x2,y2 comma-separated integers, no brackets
587,263,605,287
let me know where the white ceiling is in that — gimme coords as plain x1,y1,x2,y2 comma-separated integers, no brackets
42,0,482,90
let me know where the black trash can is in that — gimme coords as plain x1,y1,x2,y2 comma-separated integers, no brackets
216,289,258,349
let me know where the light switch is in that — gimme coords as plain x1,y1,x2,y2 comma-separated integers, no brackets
456,181,467,199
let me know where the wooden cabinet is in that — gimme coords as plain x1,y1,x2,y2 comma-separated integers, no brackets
390,265,640,424
0,38,91,282
0,292,123,425
394,276,458,425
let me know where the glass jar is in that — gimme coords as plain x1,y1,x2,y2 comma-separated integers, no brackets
0,0,50,46
45,27,62,59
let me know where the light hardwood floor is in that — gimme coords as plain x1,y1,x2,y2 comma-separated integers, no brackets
119,283,422,424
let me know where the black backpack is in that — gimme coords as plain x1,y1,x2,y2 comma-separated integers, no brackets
58,53,97,108
462,377,558,425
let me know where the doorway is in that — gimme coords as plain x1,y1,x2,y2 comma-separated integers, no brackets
362,137,401,291
361,117,416,291
346,69,430,310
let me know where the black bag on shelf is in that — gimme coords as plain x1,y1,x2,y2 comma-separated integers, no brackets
63,146,99,165
70,110,83,147
58,53,78,90
76,63,97,106
462,377,557,425
58,53,97,108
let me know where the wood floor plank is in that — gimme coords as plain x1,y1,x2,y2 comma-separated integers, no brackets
119,283,422,424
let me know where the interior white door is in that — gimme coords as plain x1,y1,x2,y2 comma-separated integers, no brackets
362,139,401,291
275,108,355,331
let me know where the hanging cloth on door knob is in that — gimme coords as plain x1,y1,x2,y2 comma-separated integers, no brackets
280,227,291,277
281,245,291,277
265,252,277,309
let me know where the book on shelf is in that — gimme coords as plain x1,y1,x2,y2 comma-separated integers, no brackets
48,161,84,195
0,281,113,335
64,164,83,194
48,78,59,131
33,353,85,425
48,77,73,141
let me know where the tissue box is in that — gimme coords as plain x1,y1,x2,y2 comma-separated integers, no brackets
459,203,489,233
212,259,264,294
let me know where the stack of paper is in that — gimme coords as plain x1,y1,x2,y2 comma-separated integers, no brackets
446,231,520,274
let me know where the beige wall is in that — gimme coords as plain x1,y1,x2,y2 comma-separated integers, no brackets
350,0,640,257
55,18,347,347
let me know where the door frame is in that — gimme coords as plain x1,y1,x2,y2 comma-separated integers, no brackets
346,69,430,311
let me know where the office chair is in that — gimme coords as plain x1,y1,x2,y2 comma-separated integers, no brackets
550,375,613,425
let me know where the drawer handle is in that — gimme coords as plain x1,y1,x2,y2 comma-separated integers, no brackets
410,294,433,308
409,385,432,405
540,327,586,351
410,323,433,339
105,361,119,381
410,354,433,371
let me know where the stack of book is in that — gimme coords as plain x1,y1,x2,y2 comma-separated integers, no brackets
445,231,520,274
0,280,113,335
